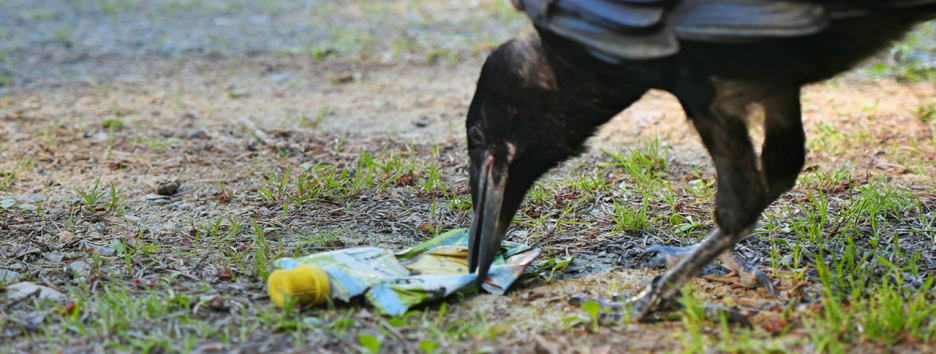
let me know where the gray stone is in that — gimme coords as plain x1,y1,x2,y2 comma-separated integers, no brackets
58,231,75,244
6,282,67,302
267,72,290,82
187,129,207,139
412,117,432,127
43,252,65,262
68,261,91,277
0,269,21,283
90,223,106,233
153,177,180,195
162,155,184,164
83,242,115,256
14,194,44,203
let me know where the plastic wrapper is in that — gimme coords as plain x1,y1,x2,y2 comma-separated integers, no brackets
271,229,540,315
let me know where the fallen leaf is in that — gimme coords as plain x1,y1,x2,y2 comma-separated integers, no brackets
396,172,416,187
760,317,789,336
60,301,80,316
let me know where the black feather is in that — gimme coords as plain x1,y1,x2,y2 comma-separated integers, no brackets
670,0,828,41
554,0,665,32
517,0,936,60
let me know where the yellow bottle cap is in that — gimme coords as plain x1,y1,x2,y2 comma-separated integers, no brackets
267,264,331,307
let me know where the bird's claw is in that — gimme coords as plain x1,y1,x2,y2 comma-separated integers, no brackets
741,267,776,295
722,251,777,296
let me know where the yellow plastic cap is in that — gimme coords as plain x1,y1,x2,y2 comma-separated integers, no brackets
267,264,330,307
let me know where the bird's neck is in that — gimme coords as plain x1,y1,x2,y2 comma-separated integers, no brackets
536,37,645,149
504,30,646,155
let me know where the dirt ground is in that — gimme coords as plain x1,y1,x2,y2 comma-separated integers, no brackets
2,1,936,353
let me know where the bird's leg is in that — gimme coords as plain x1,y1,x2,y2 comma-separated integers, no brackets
640,86,803,293
760,87,805,204
629,80,770,320
725,86,805,290
572,80,769,322
571,82,803,321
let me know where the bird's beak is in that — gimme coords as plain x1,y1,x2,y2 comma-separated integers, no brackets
468,151,509,285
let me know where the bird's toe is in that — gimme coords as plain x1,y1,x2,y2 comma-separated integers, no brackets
568,286,753,326
568,276,675,323
567,295,631,323
748,268,776,295
642,245,694,269
719,250,776,295
568,295,625,311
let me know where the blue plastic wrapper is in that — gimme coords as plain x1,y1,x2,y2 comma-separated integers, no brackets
273,229,541,315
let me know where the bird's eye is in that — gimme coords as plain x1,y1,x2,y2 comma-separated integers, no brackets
469,126,485,146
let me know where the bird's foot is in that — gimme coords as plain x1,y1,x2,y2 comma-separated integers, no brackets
568,278,751,327
568,277,673,323
642,245,775,295
719,250,776,295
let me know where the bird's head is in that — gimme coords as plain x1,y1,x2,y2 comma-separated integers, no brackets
466,34,616,283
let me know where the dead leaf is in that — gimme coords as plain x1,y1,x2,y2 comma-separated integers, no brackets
60,301,80,316
760,317,789,336
396,172,416,187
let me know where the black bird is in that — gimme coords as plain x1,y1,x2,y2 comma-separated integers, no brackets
466,0,936,320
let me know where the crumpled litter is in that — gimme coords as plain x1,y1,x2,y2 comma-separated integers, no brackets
272,229,540,315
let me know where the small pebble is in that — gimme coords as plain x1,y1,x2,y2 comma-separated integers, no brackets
90,224,106,234
267,72,290,82
412,117,432,127
83,242,115,256
0,269,21,282
43,252,65,262
162,156,184,164
6,282,67,302
187,129,207,139
58,231,75,244
153,177,180,195
13,194,44,203
68,261,91,277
